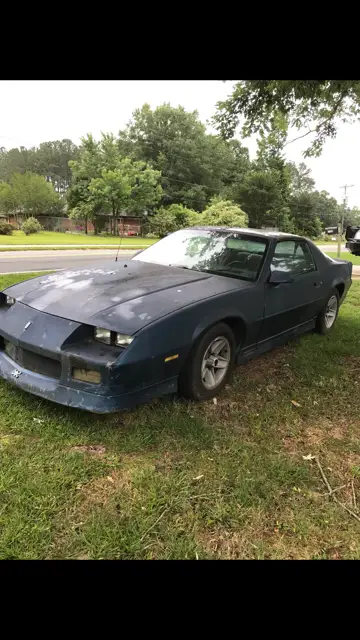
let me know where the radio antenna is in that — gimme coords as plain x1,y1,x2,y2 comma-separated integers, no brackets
115,217,123,262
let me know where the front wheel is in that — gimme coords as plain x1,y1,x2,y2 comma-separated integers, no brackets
178,322,236,402
316,289,340,335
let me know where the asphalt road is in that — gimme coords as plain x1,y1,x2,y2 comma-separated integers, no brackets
0,249,132,273
0,247,359,276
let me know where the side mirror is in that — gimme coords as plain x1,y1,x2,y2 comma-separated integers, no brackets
269,270,294,285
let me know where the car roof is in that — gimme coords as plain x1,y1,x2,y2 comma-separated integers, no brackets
187,226,306,241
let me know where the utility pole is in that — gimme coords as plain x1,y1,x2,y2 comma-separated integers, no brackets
338,184,354,258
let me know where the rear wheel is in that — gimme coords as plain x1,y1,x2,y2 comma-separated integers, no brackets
179,323,236,401
316,289,339,335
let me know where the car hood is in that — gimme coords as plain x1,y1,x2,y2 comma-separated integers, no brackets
5,260,251,334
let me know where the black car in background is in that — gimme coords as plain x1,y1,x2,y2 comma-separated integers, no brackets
0,227,353,413
345,225,360,255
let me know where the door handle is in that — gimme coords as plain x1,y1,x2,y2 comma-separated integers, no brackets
314,281,322,288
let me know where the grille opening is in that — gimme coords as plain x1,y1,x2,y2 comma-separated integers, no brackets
3,340,61,380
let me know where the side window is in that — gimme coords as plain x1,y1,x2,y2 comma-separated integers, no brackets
271,240,315,276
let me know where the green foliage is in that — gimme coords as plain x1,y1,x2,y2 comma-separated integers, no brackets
68,135,162,234
0,181,17,214
238,170,291,231
118,103,250,211
0,173,63,217
89,160,162,217
21,217,43,236
289,192,323,238
0,221,13,235
149,204,197,237
214,80,360,156
0,139,79,193
194,196,248,228
288,162,315,195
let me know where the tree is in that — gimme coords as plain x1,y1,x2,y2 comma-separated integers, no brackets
68,201,101,235
88,158,162,235
288,161,315,196
118,103,245,211
289,192,322,238
237,124,294,232
68,134,162,234
31,139,79,193
195,196,248,228
310,190,342,229
0,172,62,218
0,139,79,193
214,80,360,156
67,135,104,232
238,171,294,231
0,181,17,215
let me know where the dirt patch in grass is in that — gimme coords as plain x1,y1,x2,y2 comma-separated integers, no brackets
240,346,295,382
71,445,107,456
343,355,360,370
75,454,154,514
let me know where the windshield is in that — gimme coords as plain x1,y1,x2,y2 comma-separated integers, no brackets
133,229,268,281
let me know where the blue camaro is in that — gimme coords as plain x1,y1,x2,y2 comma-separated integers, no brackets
0,227,352,412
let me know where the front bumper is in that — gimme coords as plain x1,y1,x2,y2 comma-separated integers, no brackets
0,351,177,413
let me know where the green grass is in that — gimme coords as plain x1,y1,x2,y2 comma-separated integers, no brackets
324,252,360,265
1,273,360,559
314,239,345,245
0,231,157,247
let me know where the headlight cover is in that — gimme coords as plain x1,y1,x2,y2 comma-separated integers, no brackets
115,333,134,347
94,327,111,345
94,327,133,348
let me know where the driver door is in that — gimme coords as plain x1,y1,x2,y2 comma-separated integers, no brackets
259,239,325,342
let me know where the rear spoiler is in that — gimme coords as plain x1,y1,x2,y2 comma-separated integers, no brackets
345,225,360,240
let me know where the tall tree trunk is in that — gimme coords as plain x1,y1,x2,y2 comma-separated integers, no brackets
85,217,88,234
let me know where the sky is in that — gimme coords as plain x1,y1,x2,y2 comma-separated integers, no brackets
1,80,360,208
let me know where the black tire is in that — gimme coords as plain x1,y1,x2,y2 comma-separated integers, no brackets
178,322,236,402
316,288,340,335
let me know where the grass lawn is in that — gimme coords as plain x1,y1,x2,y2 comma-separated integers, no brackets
314,239,345,245
324,252,360,265
0,275,360,559
0,231,157,247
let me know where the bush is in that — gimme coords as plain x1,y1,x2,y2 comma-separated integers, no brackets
0,221,13,235
21,217,43,236
192,197,249,229
149,204,197,238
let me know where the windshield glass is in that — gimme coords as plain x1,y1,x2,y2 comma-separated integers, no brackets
133,229,268,281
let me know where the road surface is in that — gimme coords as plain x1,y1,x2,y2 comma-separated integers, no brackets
0,249,133,273
0,248,358,276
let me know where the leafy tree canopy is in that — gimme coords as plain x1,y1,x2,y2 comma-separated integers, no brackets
68,134,162,234
118,103,250,211
0,172,63,217
0,139,79,192
214,80,360,156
